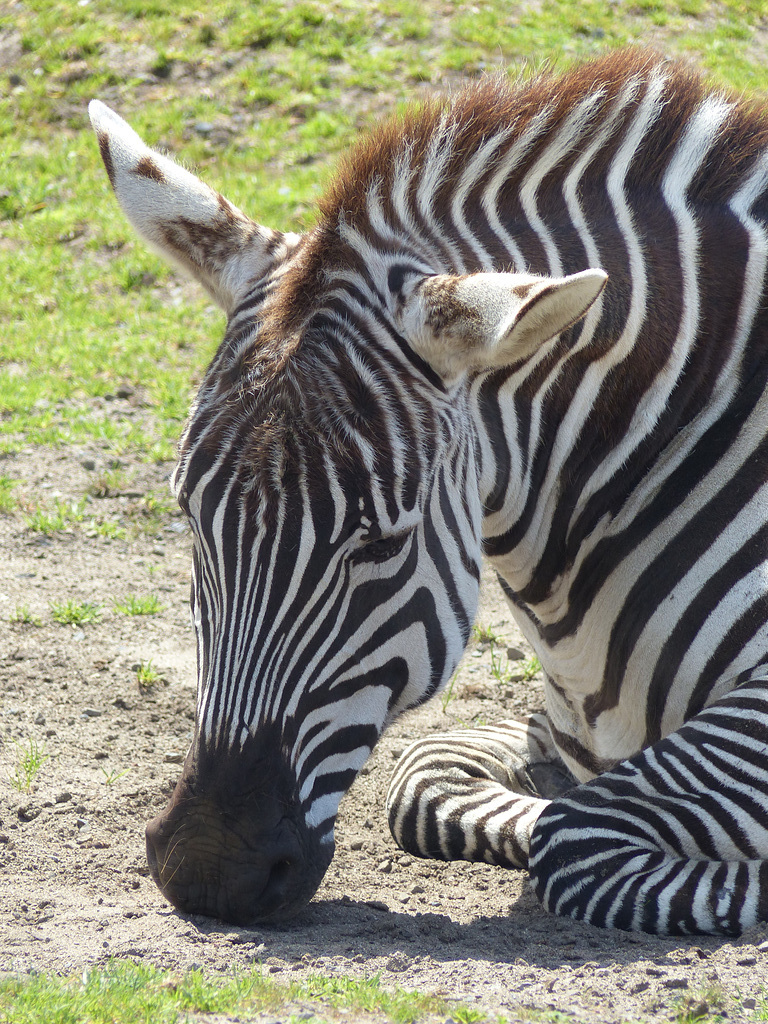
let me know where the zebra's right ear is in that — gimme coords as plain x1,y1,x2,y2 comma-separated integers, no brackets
398,269,607,380
88,101,300,315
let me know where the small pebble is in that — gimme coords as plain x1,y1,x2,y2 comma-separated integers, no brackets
366,900,389,912
55,790,72,804
82,708,102,718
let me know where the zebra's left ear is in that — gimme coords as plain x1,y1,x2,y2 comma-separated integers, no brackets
398,269,607,380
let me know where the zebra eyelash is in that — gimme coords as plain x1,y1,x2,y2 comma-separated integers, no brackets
350,528,413,564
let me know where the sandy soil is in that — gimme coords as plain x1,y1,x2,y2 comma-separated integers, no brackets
1,443,768,1023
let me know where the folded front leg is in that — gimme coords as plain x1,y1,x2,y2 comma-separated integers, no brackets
387,714,575,868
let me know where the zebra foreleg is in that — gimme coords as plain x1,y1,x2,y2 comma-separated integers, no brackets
386,714,576,868
528,680,768,934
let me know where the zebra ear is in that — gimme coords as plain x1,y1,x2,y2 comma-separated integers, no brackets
88,100,299,315
398,269,607,379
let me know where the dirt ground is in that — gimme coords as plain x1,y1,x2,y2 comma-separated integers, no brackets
1,443,768,1023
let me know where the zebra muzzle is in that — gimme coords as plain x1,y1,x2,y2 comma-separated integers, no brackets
145,744,334,924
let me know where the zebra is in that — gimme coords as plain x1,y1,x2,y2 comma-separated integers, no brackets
89,47,768,934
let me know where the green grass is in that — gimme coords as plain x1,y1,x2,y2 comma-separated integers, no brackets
85,516,127,540
0,475,19,512
114,592,164,615
8,738,49,794
100,765,131,785
136,659,162,690
25,498,86,535
0,960,481,1024
521,655,543,681
8,604,41,626
4,1,768,461
50,598,102,626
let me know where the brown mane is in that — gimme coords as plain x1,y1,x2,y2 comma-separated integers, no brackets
257,48,768,354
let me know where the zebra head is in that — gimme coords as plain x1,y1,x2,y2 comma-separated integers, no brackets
89,100,605,923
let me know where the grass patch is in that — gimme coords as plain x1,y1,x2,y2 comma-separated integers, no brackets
0,475,19,513
0,960,475,1024
86,517,127,540
136,659,162,690
100,765,131,785
114,592,164,615
521,655,543,681
8,604,41,626
8,738,49,794
50,598,102,626
4,2,768,461
25,499,86,535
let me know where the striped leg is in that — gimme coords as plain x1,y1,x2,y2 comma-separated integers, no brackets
386,714,575,868
529,680,768,935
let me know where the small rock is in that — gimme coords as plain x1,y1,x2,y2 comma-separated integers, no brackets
33,712,45,726
349,840,364,851
386,954,408,972
663,978,688,990
81,458,97,471
377,858,393,873
736,956,757,966
17,805,40,822
163,752,184,764
506,646,526,660
411,884,426,894
115,385,134,399
685,1002,709,1019
82,707,102,718
55,791,72,804
366,900,389,912
744,998,757,1010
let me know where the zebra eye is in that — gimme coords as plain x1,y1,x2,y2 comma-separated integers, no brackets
352,530,412,564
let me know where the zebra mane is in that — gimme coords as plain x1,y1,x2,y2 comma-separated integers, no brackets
323,48,766,221
259,48,768,353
